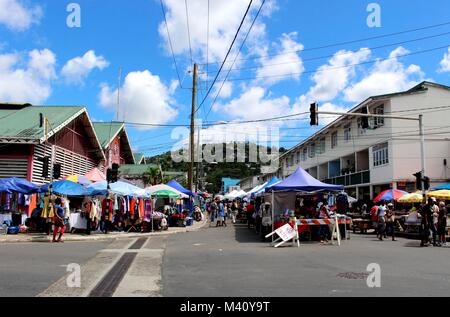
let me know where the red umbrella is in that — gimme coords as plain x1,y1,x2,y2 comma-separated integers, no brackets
373,189,408,202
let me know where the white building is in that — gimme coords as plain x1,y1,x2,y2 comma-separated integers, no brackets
278,81,450,200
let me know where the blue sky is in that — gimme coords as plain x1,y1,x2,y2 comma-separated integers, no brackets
0,0,449,157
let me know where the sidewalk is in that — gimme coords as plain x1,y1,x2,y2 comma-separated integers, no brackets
0,217,209,243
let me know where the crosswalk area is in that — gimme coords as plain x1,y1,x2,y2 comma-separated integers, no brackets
37,237,166,297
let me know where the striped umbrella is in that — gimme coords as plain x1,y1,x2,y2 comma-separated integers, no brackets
63,174,92,186
373,189,408,202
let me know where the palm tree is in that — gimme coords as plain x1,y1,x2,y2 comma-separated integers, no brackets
143,167,161,186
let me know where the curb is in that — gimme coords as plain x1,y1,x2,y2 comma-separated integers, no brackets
0,218,209,243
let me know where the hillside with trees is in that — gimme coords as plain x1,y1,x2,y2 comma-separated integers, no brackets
146,142,286,193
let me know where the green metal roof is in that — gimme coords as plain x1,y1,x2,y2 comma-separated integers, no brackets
0,105,84,140
119,164,158,176
92,122,124,148
133,152,145,164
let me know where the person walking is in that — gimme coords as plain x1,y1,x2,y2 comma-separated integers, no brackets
377,201,387,241
437,201,447,246
431,198,439,246
231,201,238,224
217,199,226,227
210,199,218,226
370,204,379,236
420,198,434,247
52,198,66,243
385,203,396,241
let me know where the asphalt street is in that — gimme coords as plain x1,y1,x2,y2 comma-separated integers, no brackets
162,223,450,297
0,240,110,297
2,222,450,297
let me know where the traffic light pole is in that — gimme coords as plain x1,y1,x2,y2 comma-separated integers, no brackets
419,114,426,197
315,110,427,198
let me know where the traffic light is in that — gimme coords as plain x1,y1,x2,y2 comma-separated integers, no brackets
423,176,430,191
361,107,369,129
310,102,318,126
107,163,119,183
413,171,422,190
41,156,49,178
53,164,61,179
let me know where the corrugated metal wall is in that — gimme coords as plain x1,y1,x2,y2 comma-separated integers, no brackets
32,144,97,184
0,157,28,179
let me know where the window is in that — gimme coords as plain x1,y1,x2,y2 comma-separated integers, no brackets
357,118,367,135
309,143,316,158
317,138,325,154
344,124,352,143
372,105,385,128
331,132,338,149
296,151,300,164
302,148,307,161
373,142,389,167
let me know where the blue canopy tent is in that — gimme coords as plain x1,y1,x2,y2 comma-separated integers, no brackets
264,168,344,237
166,180,195,218
167,180,195,197
0,179,11,193
0,177,41,194
254,177,280,197
431,183,450,190
266,168,344,193
40,180,88,196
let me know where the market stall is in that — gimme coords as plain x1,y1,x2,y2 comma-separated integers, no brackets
265,167,345,243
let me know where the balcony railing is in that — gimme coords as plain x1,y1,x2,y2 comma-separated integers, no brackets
323,170,370,187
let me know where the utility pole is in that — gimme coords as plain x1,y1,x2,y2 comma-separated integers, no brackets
195,124,201,192
188,63,197,191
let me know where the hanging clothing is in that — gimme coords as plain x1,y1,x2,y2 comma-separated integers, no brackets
138,198,144,219
41,196,55,219
144,199,152,222
113,196,119,211
63,198,71,219
102,198,113,220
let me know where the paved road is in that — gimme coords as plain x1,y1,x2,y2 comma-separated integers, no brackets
0,240,110,297
162,223,450,297
3,221,450,297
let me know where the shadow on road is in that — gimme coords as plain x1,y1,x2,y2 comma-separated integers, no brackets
233,223,266,244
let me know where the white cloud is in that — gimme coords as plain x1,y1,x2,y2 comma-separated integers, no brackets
158,0,276,63
307,48,371,101
213,81,233,99
61,50,109,85
218,86,291,120
343,46,425,102
99,70,178,129
0,49,56,104
255,32,304,85
438,47,450,73
0,0,43,31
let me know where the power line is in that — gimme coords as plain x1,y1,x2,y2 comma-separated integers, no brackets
185,0,194,67
160,0,184,89
200,30,450,75
194,0,254,116
223,44,450,82
198,20,450,66
205,0,266,122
